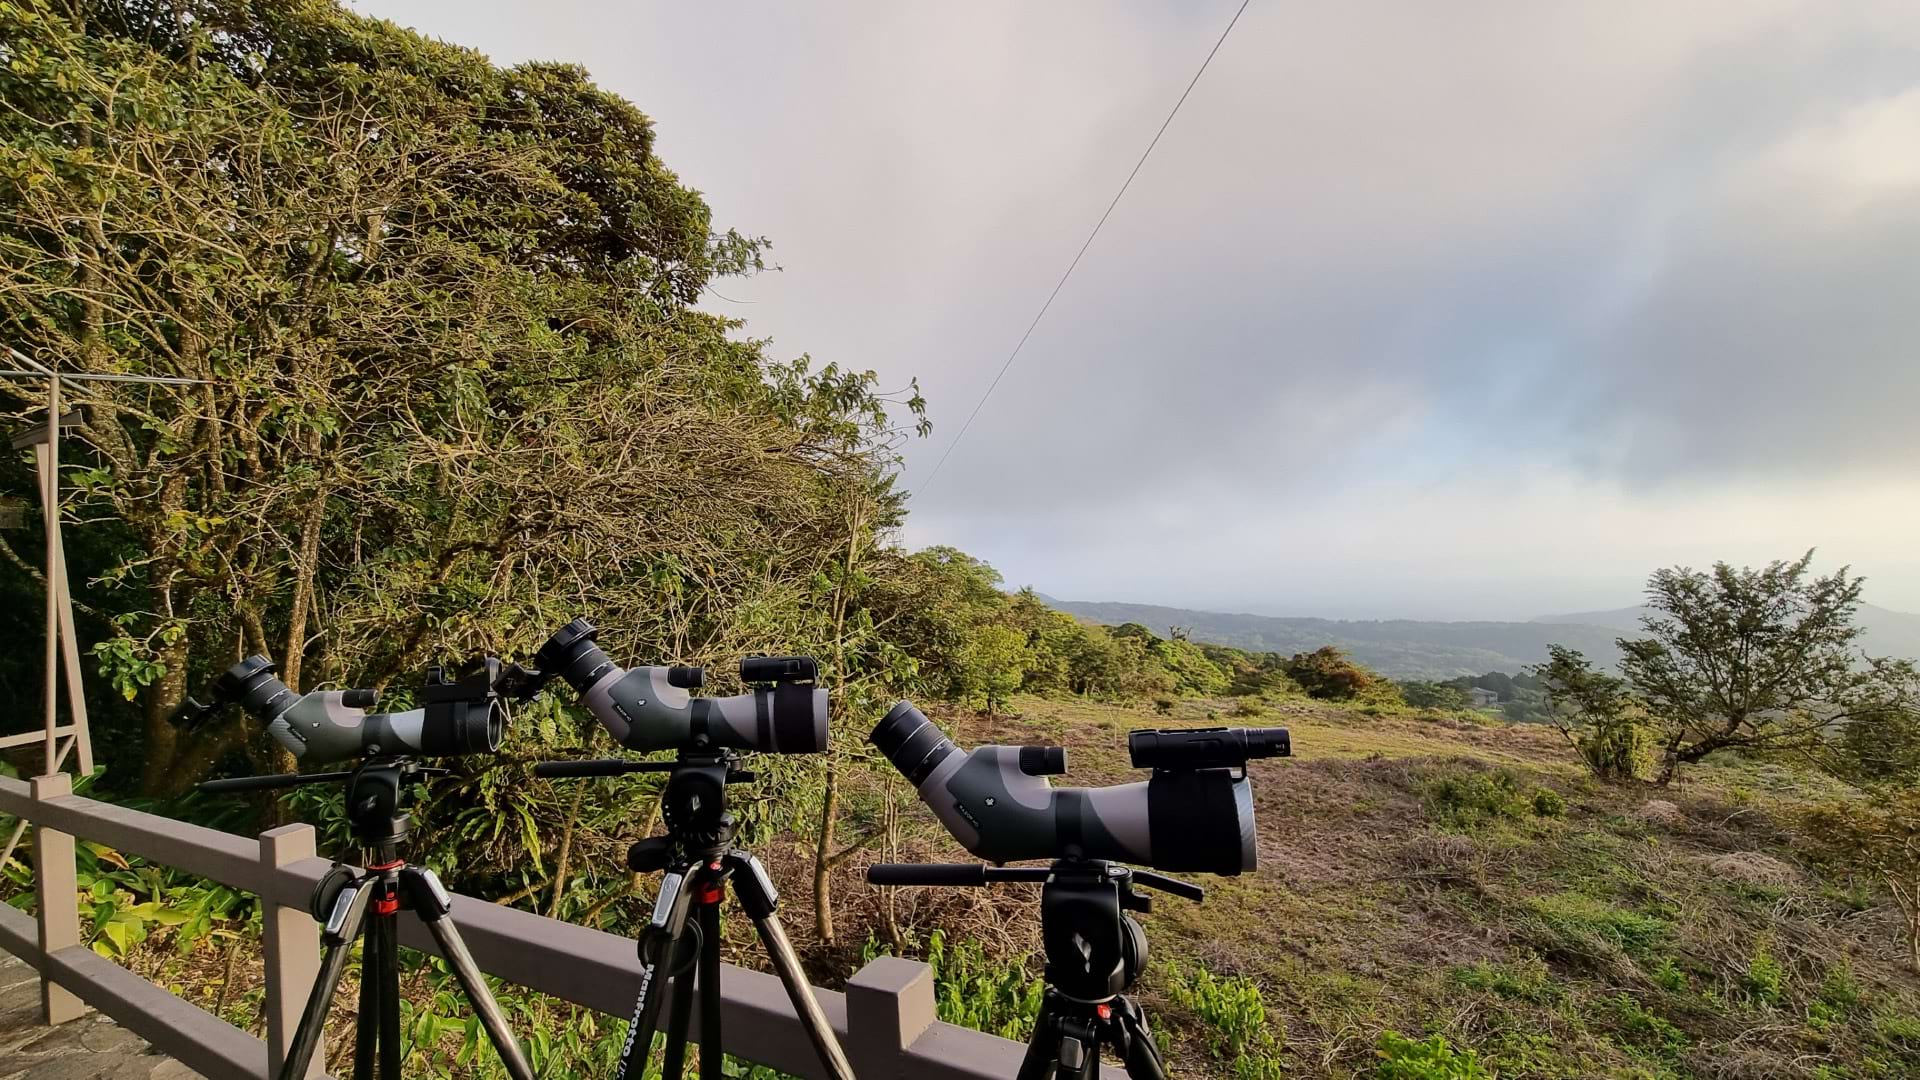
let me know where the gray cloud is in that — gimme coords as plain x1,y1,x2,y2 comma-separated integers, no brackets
353,0,1920,618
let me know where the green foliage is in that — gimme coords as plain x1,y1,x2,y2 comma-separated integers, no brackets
862,931,1043,1042
1400,681,1472,710
1374,1031,1493,1079
1162,962,1285,1076
1425,768,1565,829
1801,790,1920,973
1525,892,1669,958
1744,940,1787,1005
1450,953,1561,1003
1283,646,1376,700
956,623,1028,714
1536,645,1651,782
1,837,252,960
1605,994,1689,1055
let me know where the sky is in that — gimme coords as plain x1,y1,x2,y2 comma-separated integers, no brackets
354,1,1920,621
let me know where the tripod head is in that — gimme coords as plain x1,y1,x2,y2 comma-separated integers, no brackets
535,749,757,864
200,757,448,852
868,859,1202,1003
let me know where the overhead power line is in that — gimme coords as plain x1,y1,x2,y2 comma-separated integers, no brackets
914,0,1253,498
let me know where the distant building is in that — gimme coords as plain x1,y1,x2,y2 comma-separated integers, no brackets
1466,686,1499,707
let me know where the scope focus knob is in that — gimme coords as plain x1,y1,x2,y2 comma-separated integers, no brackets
666,666,705,689
342,688,378,709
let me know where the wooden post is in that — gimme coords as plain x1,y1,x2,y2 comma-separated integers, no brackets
39,374,57,778
846,956,936,1078
32,772,84,1024
260,824,323,1077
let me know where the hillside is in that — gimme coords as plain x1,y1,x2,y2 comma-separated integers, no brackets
1536,603,1920,662
1043,598,1920,679
1041,598,1625,679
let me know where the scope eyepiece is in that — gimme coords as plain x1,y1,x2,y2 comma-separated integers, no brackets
215,656,297,725
1018,745,1067,776
1128,726,1291,771
871,702,955,785
740,655,818,684
534,618,619,695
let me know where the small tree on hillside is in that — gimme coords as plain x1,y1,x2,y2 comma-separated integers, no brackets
1536,646,1651,782
1569,552,1902,785
958,624,1027,716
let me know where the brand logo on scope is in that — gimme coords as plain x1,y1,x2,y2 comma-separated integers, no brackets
954,801,982,830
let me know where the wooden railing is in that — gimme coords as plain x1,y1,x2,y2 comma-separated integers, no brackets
0,772,1056,1079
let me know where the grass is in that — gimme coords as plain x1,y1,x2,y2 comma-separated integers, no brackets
838,691,1920,1078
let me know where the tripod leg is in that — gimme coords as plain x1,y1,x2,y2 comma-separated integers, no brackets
1016,995,1062,1080
1112,997,1168,1080
727,853,856,1080
372,911,402,1080
696,900,723,1080
620,867,699,1080
280,875,376,1080
353,920,380,1080
660,956,696,1080
402,868,538,1080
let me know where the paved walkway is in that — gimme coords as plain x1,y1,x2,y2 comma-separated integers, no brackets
0,951,201,1080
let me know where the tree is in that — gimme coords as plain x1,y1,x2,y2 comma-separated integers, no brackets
1536,645,1650,782
957,624,1027,716
1612,552,1894,784
1283,646,1373,700
0,0,919,801
1400,681,1471,710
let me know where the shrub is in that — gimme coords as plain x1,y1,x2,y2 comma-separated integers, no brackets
1425,769,1565,828
1607,994,1689,1055
1162,962,1285,1077
1374,1031,1493,1079
1153,696,1176,715
1284,646,1376,700
862,931,1042,1040
1744,941,1786,1006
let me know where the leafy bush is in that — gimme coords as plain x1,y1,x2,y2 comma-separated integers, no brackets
1424,769,1566,829
862,931,1042,1041
1284,646,1376,700
1374,1032,1493,1079
1162,962,1285,1076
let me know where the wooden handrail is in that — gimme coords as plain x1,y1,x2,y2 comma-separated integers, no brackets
0,774,1052,1079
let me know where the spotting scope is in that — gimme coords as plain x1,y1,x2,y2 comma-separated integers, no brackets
531,618,828,754
194,655,508,764
871,703,1289,875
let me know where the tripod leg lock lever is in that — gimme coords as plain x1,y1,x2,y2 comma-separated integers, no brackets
400,867,455,920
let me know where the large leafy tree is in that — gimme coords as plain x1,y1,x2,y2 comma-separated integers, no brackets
1546,553,1915,785
0,0,921,793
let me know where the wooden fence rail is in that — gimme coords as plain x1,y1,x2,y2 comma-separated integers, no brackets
0,773,1055,1079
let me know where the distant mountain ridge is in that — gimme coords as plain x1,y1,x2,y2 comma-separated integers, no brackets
1042,597,1920,680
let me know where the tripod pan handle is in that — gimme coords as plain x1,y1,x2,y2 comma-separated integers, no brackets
198,770,352,794
533,758,661,778
867,863,990,887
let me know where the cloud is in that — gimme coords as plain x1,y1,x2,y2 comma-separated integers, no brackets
354,0,1920,617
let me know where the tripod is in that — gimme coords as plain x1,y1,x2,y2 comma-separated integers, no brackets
534,752,855,1080
867,859,1203,1080
201,759,535,1080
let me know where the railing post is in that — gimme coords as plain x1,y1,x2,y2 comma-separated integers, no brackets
260,823,322,1077
846,956,937,1078
31,772,84,1024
